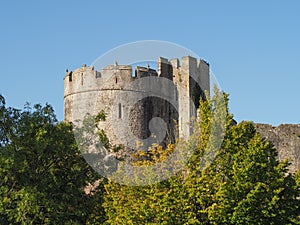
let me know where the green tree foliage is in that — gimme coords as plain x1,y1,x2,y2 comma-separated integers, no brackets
1,89,299,224
102,89,300,224
0,95,104,224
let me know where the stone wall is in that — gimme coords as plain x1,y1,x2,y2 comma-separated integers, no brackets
255,123,300,174
63,60,300,174
64,56,210,151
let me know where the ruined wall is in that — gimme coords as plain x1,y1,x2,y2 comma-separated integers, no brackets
64,56,210,150
63,59,300,174
173,56,209,139
255,123,300,174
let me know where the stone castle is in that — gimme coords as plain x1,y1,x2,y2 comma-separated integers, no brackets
64,56,210,150
64,56,299,173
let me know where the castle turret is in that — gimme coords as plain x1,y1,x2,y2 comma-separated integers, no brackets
170,56,210,139
64,56,210,151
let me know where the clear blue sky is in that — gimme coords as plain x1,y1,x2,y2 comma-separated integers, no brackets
1,1,299,125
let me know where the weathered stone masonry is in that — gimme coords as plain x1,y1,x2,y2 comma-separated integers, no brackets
255,124,300,173
64,56,299,173
64,56,210,149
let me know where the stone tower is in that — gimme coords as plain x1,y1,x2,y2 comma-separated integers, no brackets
64,56,210,150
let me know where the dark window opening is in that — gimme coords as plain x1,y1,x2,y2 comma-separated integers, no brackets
118,103,122,118
96,72,101,78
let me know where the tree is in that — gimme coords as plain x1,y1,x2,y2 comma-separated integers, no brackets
0,95,104,224
102,89,300,224
185,121,300,224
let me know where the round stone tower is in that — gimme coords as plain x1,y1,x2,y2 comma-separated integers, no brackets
64,56,210,151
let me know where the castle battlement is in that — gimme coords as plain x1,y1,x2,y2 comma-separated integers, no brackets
64,56,210,90
64,56,210,148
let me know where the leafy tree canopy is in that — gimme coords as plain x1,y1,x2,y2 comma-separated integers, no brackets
0,95,105,224
102,89,300,224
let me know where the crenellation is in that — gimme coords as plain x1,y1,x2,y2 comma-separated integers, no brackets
64,56,210,150
158,57,173,80
101,65,133,82
169,58,180,69
135,66,158,78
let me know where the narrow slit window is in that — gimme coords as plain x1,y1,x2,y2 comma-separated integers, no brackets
115,77,118,84
118,103,122,118
81,73,84,85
